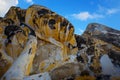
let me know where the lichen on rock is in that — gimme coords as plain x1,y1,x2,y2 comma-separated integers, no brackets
0,4,78,79
1,4,120,80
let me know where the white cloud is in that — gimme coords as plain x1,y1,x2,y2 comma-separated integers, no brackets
98,5,119,15
72,12,103,21
75,28,84,35
79,28,84,34
107,9,119,15
72,5,119,21
72,12,92,21
0,0,18,17
25,0,34,4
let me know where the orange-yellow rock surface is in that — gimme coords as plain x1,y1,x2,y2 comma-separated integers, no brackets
1,5,120,80
0,5,78,78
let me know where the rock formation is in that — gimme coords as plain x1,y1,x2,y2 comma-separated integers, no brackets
1,23,37,80
0,5,78,80
75,23,120,79
0,5,120,80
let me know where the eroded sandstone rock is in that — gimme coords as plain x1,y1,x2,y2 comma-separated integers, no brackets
1,26,37,80
0,5,78,79
25,5,78,73
1,4,120,80
5,6,26,25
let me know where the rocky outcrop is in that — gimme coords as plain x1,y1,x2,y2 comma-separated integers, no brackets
4,6,26,24
0,5,78,79
0,4,120,80
75,23,120,79
83,23,120,47
1,25,37,80
25,5,78,73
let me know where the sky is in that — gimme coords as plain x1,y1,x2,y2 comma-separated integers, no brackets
0,0,120,35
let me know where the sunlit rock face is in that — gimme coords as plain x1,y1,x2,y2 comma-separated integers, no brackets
0,5,78,78
0,4,120,80
25,5,78,73
25,5,77,54
4,6,26,25
75,23,120,79
0,18,27,77
84,23,120,47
